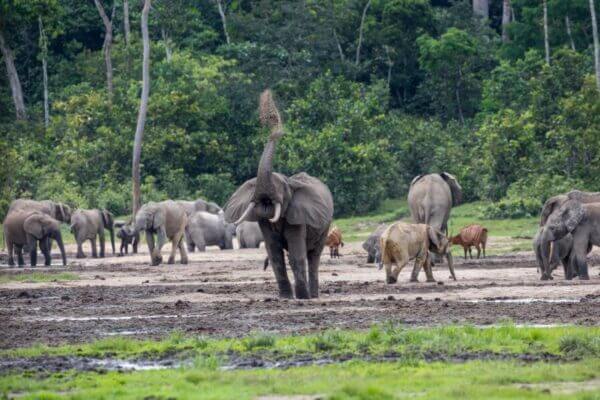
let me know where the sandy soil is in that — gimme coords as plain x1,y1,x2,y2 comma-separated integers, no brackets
0,240,599,349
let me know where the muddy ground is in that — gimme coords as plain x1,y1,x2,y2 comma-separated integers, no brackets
1,239,599,349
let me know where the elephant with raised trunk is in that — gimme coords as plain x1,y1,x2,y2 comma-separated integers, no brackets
131,201,188,266
537,190,600,280
224,90,333,299
540,199,600,280
236,221,264,249
3,210,67,267
407,173,461,281
70,209,115,258
175,199,223,252
187,211,236,251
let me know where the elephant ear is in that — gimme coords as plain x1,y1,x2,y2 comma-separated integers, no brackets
224,178,259,223
101,209,114,229
410,174,425,187
547,200,585,239
286,172,334,229
540,195,567,226
440,172,462,206
152,207,166,230
24,214,45,239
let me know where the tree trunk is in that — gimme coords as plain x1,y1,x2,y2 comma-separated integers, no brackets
333,28,345,63
456,66,465,125
565,16,576,51
543,0,550,64
215,0,230,45
94,0,115,102
355,0,371,66
161,27,172,62
591,0,600,91
123,0,131,47
132,0,152,216
0,29,26,120
384,45,393,89
502,0,511,43
38,16,49,128
472,0,489,19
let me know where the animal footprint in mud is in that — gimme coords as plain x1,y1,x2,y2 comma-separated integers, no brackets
175,300,190,308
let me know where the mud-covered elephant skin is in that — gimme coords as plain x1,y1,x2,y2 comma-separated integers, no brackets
70,209,115,258
3,210,67,267
236,221,264,249
187,211,236,251
407,173,461,281
176,199,223,252
224,90,334,299
132,201,188,266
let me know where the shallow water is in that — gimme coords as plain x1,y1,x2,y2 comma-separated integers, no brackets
463,298,580,304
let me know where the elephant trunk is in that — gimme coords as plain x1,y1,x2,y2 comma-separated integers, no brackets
53,232,67,266
109,227,115,255
539,228,554,279
446,251,456,281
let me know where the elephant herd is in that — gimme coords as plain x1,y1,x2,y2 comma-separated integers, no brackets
2,89,599,300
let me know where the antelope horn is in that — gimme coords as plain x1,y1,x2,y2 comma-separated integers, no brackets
235,202,255,225
269,202,281,223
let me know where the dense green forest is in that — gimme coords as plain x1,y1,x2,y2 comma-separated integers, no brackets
1,0,599,218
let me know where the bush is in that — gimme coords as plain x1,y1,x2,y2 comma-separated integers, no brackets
480,197,541,219
194,173,237,207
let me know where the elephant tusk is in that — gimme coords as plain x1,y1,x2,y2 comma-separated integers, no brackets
235,202,255,225
269,202,281,223
548,241,554,263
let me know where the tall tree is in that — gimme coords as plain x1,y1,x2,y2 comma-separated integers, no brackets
214,0,230,44
502,0,511,43
123,0,130,47
132,0,151,215
543,0,550,64
565,16,576,51
93,0,116,102
0,28,26,120
591,0,600,91
38,16,49,128
355,0,371,66
473,0,489,19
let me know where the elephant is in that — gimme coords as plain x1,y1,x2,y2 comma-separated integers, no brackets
3,210,67,267
362,224,387,264
236,221,264,249
131,200,188,266
175,199,223,252
533,228,577,278
407,173,461,281
379,222,455,284
540,200,600,280
115,220,139,256
537,190,600,279
70,209,115,258
224,89,334,299
187,211,236,251
8,199,72,223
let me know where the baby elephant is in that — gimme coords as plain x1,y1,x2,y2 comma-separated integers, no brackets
115,220,139,256
3,210,67,267
325,226,344,258
188,211,236,251
379,222,455,284
450,224,488,259
236,221,264,249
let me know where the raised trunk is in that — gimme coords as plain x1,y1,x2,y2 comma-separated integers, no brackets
591,0,600,91
132,0,152,216
255,140,277,197
0,29,26,120
543,0,550,64
473,0,489,19
355,0,371,66
565,16,576,51
502,0,511,43
215,0,231,45
94,0,115,102
38,16,49,128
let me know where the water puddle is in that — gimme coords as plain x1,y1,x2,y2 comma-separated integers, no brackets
463,298,580,304
102,330,154,336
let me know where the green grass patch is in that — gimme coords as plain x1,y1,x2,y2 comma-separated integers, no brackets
0,272,80,284
4,324,599,361
1,359,599,399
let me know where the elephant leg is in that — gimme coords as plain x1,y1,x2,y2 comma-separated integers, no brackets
307,249,321,298
571,231,590,280
146,232,161,266
90,238,98,258
6,240,15,266
284,226,310,299
40,238,51,266
185,228,195,253
424,257,436,282
264,238,292,298
168,229,184,264
99,231,105,258
409,258,421,282
27,236,37,267
16,245,25,267
367,254,374,264
76,239,86,258
178,236,188,265
133,234,139,254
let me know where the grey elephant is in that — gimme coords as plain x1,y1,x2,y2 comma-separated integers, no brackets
175,199,222,252
70,209,115,258
541,199,600,280
537,190,600,280
115,220,139,256
533,228,574,278
362,224,387,264
407,173,461,281
8,199,72,223
131,200,188,266
187,211,236,251
3,210,67,267
224,90,334,299
236,221,264,249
